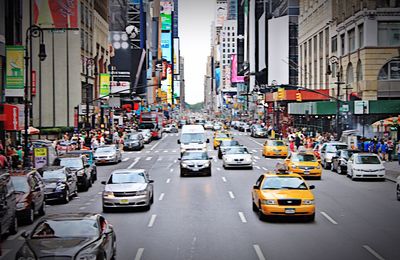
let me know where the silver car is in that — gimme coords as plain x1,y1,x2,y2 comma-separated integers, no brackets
222,146,253,169
102,169,154,212
94,145,122,164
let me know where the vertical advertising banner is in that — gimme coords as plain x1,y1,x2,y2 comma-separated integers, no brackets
99,73,110,98
215,2,227,27
34,0,79,29
173,38,180,75
160,13,172,31
166,64,172,104
161,32,172,62
5,46,24,97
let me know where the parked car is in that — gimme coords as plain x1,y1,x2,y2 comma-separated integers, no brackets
251,124,268,137
396,176,400,201
319,142,348,169
67,150,97,181
163,124,178,133
15,213,116,260
222,146,253,169
138,129,152,144
204,121,214,130
94,145,122,164
331,149,361,174
124,133,145,151
57,155,92,192
10,169,46,225
0,172,18,236
179,151,212,177
39,166,78,203
102,169,154,212
218,140,241,159
347,153,385,181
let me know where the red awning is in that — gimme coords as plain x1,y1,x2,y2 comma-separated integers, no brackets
0,104,19,131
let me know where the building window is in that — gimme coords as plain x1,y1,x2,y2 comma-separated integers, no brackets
331,36,337,53
80,31,84,49
319,32,323,53
348,29,355,52
81,3,85,22
346,63,354,84
378,59,400,80
340,34,345,55
378,22,400,46
358,24,364,48
356,60,363,82
228,43,230,47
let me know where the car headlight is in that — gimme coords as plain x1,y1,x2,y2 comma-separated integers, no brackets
103,191,114,198
245,157,252,162
261,199,277,205
16,244,36,260
302,199,314,205
55,184,66,191
76,244,98,260
181,163,188,168
16,202,27,209
136,190,148,196
353,168,363,171
378,168,385,171
226,158,233,162
204,161,210,167
316,165,321,169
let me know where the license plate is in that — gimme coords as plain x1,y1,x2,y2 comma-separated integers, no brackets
192,168,199,171
100,160,107,163
120,199,129,204
304,170,310,175
285,208,295,214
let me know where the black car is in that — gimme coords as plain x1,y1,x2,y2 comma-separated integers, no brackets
39,166,78,204
0,172,18,236
15,213,116,260
67,150,98,181
124,133,145,151
57,155,92,192
331,149,361,174
179,151,212,177
218,140,241,159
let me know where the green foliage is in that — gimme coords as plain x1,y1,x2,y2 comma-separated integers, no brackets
185,102,204,111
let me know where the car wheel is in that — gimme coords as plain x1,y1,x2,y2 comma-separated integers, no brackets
331,163,335,172
306,213,315,222
8,216,18,235
397,185,400,201
93,169,97,181
337,166,342,174
150,194,154,204
102,206,111,213
258,203,266,221
23,207,34,225
143,204,151,211
38,201,46,216
252,200,258,212
64,189,70,204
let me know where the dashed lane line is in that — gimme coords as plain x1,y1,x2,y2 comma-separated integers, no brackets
170,168,174,172
250,138,264,147
122,158,130,162
228,191,235,199
255,166,261,170
128,158,141,169
134,248,144,260
253,244,267,260
157,157,162,161
155,150,160,153
362,245,385,260
146,156,152,161
238,212,247,223
79,206,86,210
320,211,338,225
150,141,161,151
217,167,221,171
146,151,150,154
159,193,165,201
148,214,157,227
166,178,171,183
222,177,227,182
262,167,268,171
252,150,257,153
164,150,169,153
254,156,260,160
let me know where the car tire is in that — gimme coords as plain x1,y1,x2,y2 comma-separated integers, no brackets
93,169,97,181
337,166,342,174
252,200,258,212
102,206,111,213
150,194,154,204
23,207,35,225
63,189,70,204
306,213,315,222
38,201,46,216
8,216,18,235
143,204,151,211
258,203,266,221
331,163,335,172
397,185,400,201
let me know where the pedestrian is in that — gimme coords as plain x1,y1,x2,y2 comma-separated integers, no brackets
16,146,24,162
295,134,301,151
289,141,295,152
387,138,394,161
0,150,9,169
379,140,387,161
397,141,400,165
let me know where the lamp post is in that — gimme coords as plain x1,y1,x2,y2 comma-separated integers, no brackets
23,25,46,168
326,56,345,139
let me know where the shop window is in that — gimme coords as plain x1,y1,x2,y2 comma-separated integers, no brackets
356,60,363,82
348,29,355,52
378,59,400,80
378,22,400,46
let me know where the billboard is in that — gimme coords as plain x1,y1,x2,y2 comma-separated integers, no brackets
173,38,180,75
5,46,24,97
231,54,244,83
34,0,79,29
161,13,172,31
99,73,110,98
160,1,173,14
215,2,227,27
161,32,172,62
173,0,179,37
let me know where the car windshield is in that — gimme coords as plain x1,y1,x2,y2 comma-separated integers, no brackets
96,147,116,153
11,176,30,193
225,147,249,154
109,172,146,184
182,152,208,160
181,133,206,143
42,169,66,181
126,135,140,140
292,154,316,162
326,144,348,153
59,158,83,169
31,219,99,239
216,133,229,138
269,141,285,146
343,150,358,158
262,177,308,190
221,141,239,147
355,155,381,164
139,122,156,129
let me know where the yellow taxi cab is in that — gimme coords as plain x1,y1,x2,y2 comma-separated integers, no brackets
251,170,315,221
213,131,232,149
284,152,322,179
262,139,288,158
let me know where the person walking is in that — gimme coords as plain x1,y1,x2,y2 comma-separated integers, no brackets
397,141,400,165
387,138,394,162
379,140,387,161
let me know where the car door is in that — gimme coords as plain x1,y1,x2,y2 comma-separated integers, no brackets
0,183,8,233
33,172,45,210
98,216,113,258
66,168,77,193
252,175,264,207
347,155,354,175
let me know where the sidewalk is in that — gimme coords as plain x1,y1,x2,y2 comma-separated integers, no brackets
383,161,400,182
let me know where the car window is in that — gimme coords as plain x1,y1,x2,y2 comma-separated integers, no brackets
225,147,249,154
326,144,347,153
59,158,84,169
262,177,307,190
96,147,116,153
216,133,229,138
292,154,316,162
31,219,99,238
272,141,285,146
42,169,67,181
109,172,146,184
355,155,381,164
10,176,30,193
255,175,264,187
182,152,208,160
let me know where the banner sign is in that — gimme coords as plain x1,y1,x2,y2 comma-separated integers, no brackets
32,70,37,96
5,46,24,97
161,13,172,31
161,32,172,62
173,38,180,75
99,73,110,98
33,147,48,169
111,81,130,94
0,104,19,131
34,0,79,29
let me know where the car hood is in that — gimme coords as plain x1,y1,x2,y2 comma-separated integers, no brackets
44,180,65,189
94,152,115,157
125,140,140,144
181,143,206,149
15,192,29,203
223,154,252,160
353,164,384,170
262,190,314,200
293,162,319,167
105,183,147,192
181,159,209,165
26,237,95,258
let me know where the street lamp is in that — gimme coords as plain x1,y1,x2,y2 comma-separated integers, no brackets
326,55,345,139
23,25,46,168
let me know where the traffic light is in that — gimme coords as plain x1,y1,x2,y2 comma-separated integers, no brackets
296,92,302,102
277,88,285,100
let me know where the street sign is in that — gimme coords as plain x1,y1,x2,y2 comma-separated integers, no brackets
340,104,349,112
354,100,369,114
78,104,95,115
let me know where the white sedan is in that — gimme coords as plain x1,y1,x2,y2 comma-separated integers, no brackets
396,176,400,201
347,153,385,181
222,146,253,169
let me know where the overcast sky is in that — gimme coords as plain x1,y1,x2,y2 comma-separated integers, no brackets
179,0,215,104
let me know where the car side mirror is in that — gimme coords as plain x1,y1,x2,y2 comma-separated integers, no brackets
84,164,90,168
309,185,315,190
209,157,213,160
34,186,41,192
206,139,210,143
149,180,154,183
177,140,181,144
253,185,260,190
101,181,106,185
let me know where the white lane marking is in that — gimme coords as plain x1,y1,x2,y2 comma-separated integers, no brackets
89,199,95,202
164,150,168,153
362,245,385,260
174,159,177,163
157,157,162,161
135,151,141,154
222,177,227,182
0,249,11,259
134,248,144,260
166,178,171,183
253,244,266,260
146,156,152,161
238,212,247,223
170,169,174,172
159,193,165,201
320,211,338,225
262,167,268,171
252,150,257,153
7,229,26,241
214,159,218,162
228,191,235,199
155,150,160,153
250,138,264,147
79,206,86,210
85,202,91,205
172,150,177,153
97,192,102,195
217,167,221,171
254,156,260,160
150,141,161,151
127,151,134,154
175,134,179,137
148,214,157,227
122,158,130,162
146,151,150,154
128,157,141,169
255,166,261,170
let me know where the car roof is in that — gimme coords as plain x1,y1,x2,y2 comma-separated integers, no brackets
59,154,83,158
43,213,99,221
111,169,146,174
262,172,304,178
291,152,315,156
67,150,93,154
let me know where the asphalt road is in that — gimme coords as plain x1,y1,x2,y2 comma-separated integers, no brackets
2,129,400,260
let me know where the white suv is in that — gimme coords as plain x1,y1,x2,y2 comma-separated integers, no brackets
319,142,348,169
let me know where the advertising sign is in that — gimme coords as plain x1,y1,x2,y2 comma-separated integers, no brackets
15,104,25,130
160,13,172,31
34,0,79,29
5,46,24,97
111,81,130,94
31,70,37,96
173,38,180,75
161,32,172,62
354,100,369,115
0,104,19,131
160,1,173,14
173,0,179,37
33,147,48,169
215,2,227,27
99,73,110,98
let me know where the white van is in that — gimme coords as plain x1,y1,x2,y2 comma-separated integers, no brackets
178,125,209,154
